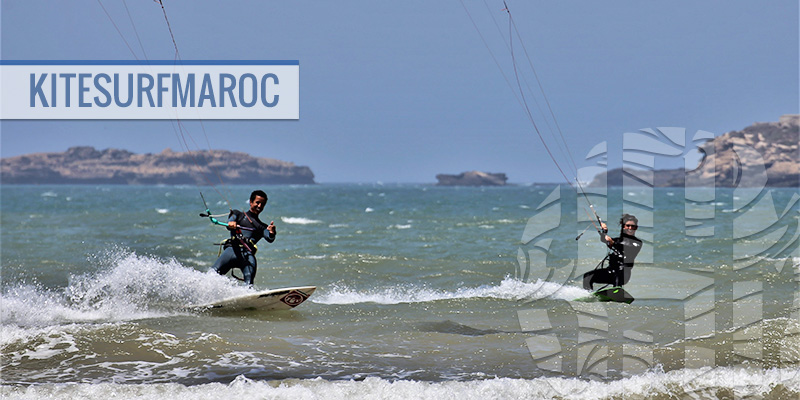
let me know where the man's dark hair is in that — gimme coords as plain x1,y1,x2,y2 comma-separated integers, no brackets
250,190,268,202
619,214,638,226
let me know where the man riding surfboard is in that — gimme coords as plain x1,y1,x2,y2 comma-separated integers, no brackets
210,190,276,286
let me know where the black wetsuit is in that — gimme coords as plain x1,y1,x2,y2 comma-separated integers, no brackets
211,209,274,285
583,231,642,290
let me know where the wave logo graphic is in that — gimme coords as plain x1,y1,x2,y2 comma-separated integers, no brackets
516,127,800,388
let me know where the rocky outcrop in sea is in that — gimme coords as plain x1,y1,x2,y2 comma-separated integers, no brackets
0,146,315,185
436,171,508,186
590,115,799,187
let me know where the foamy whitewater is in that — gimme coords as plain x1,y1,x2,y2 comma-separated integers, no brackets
315,278,585,305
2,184,798,399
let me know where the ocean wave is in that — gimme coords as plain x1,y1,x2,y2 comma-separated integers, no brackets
298,254,328,260
0,249,250,342
313,277,589,305
1,324,235,385
281,217,323,225
1,322,127,369
2,367,798,400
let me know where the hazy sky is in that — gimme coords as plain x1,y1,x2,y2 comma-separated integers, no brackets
1,1,797,183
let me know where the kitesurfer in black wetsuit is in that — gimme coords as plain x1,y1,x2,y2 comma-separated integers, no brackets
583,214,642,291
211,190,276,286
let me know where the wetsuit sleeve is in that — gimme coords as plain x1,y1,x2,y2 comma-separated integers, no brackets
598,222,609,240
265,225,275,243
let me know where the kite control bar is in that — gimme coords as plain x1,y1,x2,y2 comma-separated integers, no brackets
199,192,227,226
199,192,256,256
198,192,254,231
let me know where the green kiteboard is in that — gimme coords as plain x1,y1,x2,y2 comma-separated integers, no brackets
575,286,635,304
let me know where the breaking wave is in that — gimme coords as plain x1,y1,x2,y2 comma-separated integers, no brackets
2,368,798,400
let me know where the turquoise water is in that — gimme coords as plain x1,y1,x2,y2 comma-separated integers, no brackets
1,184,798,399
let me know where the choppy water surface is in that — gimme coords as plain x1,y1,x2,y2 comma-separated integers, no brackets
1,184,798,399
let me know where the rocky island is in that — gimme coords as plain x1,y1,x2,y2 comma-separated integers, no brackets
0,146,315,185
589,115,798,187
436,171,508,186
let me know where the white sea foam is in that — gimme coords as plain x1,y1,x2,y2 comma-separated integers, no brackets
1,322,122,367
156,208,169,214
314,277,588,305
281,217,323,225
2,367,798,400
0,249,251,346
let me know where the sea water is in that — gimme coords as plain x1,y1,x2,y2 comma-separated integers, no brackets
1,184,798,399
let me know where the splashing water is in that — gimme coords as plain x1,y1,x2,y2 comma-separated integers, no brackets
1,249,251,331
314,276,588,305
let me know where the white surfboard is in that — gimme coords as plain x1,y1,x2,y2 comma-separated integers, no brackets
192,286,316,312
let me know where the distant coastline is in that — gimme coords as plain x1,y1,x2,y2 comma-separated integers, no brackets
2,116,795,187
0,147,315,185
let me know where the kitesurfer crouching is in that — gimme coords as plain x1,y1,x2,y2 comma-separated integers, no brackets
582,214,642,290
211,190,276,286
